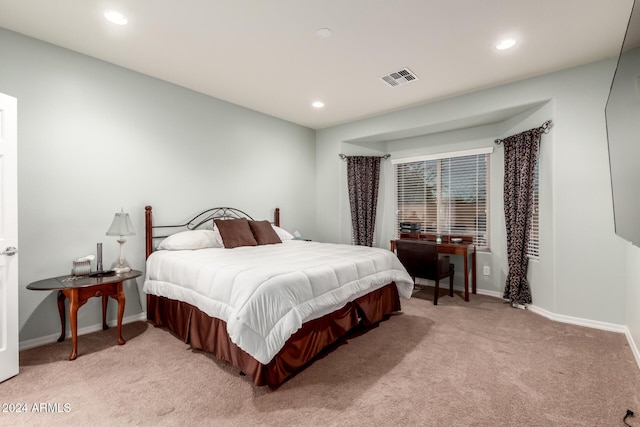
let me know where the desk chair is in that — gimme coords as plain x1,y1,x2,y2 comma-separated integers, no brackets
395,240,455,305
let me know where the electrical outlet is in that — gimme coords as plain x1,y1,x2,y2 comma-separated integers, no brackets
483,266,491,276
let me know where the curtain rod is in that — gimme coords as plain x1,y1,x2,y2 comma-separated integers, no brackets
494,120,553,145
338,154,391,161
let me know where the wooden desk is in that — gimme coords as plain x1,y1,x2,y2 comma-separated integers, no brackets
27,270,141,360
391,240,476,302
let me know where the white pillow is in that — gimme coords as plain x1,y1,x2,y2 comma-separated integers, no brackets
157,230,222,250
272,225,294,241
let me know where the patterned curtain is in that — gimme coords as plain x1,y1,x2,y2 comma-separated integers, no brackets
346,156,382,246
502,128,541,306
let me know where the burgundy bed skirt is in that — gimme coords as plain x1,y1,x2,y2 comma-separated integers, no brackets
147,282,401,386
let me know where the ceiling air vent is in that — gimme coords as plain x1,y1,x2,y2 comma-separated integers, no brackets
381,68,418,87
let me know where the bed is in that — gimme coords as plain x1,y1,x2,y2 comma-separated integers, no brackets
143,206,413,386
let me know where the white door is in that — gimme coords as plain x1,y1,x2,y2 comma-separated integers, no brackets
0,92,18,382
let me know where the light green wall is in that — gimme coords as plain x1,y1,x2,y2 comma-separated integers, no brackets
0,28,316,343
626,243,640,364
612,47,640,363
316,59,630,326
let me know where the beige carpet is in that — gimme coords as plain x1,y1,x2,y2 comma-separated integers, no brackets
2,291,639,427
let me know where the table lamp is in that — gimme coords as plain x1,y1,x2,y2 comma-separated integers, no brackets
106,208,136,274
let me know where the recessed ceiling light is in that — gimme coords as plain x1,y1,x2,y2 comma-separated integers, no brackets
316,28,332,38
312,101,325,108
104,10,128,25
496,39,516,50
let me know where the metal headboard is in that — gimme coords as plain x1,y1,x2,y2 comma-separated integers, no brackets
145,205,280,258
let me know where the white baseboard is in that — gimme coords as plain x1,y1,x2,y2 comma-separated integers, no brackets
524,304,639,371
475,289,503,299
19,295,640,373
19,312,148,351
625,329,640,372
432,286,640,372
526,304,627,333
458,288,628,333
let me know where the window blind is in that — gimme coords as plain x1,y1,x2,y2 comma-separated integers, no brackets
395,152,490,250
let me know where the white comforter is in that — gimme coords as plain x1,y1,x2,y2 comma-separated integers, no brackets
143,240,413,364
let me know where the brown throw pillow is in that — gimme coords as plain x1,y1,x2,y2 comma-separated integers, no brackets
214,218,258,248
249,220,282,245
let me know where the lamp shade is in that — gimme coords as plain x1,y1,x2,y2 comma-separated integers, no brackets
106,209,136,236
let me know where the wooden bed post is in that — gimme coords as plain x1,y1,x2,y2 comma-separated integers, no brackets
145,206,153,259
275,207,280,227
144,205,153,320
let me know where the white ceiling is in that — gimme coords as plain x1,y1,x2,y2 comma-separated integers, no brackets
0,0,634,129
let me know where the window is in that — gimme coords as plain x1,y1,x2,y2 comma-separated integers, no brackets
394,148,491,250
